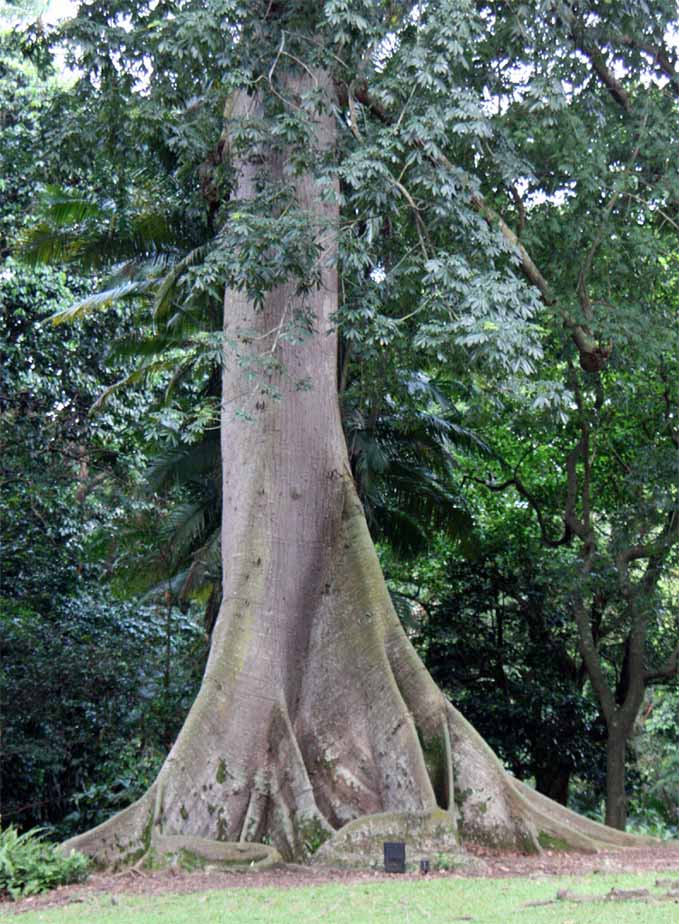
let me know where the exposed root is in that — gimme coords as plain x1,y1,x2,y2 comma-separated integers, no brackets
313,808,469,871
61,650,657,868
266,705,334,859
513,780,655,851
61,631,658,867
112,863,146,879
148,835,281,870
446,704,654,853
239,789,266,844
555,886,653,903
60,479,659,867
59,785,156,869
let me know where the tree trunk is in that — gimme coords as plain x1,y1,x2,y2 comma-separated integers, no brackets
535,766,571,806
605,724,629,830
61,76,649,869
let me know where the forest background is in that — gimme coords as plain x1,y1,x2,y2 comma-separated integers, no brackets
2,0,679,849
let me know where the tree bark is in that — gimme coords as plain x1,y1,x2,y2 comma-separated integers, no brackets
535,766,571,807
61,75,651,869
605,726,628,830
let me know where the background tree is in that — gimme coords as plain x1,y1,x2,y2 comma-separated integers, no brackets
445,0,679,826
416,534,603,808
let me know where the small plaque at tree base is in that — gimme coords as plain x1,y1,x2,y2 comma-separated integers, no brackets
384,841,406,873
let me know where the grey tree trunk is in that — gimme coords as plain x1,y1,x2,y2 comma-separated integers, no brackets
62,76,649,869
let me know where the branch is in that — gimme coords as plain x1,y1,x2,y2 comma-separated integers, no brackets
619,34,679,98
565,434,590,541
509,184,526,237
571,123,644,371
564,323,611,372
577,187,623,322
577,40,631,112
468,187,555,304
616,509,679,569
339,80,556,305
343,80,619,372
618,622,649,727
573,581,616,723
645,643,679,685
390,177,432,260
562,9,631,113
472,472,571,548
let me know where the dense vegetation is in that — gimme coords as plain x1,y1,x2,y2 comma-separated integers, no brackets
1,0,679,862
0,29,205,840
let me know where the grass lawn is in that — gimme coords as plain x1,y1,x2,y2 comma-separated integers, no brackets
5,870,679,924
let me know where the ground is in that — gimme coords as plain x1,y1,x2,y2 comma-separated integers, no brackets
4,845,679,921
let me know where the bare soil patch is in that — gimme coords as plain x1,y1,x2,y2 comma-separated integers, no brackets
4,843,679,916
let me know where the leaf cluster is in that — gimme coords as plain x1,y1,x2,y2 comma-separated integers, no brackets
0,827,89,900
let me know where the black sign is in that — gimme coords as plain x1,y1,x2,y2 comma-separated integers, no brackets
384,841,406,873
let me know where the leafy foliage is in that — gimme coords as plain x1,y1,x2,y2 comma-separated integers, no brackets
0,827,89,900
411,535,604,802
0,117,205,838
1,591,204,835
345,372,483,556
629,689,679,839
0,33,54,252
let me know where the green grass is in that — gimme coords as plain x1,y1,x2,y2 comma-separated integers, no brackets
6,870,679,923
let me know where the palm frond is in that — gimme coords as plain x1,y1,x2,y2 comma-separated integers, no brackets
91,357,182,411
145,435,220,493
163,501,207,548
21,186,184,271
111,330,191,360
344,371,484,557
35,186,109,224
162,495,217,553
374,507,428,556
153,243,211,323
50,279,154,325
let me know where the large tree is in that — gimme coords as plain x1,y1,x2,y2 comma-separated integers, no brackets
28,0,677,863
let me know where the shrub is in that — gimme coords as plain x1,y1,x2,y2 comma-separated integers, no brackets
1,592,204,837
0,826,89,900
62,738,164,835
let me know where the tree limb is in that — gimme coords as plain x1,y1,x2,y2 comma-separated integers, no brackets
562,9,631,113
619,34,679,98
576,39,631,112
645,643,679,685
472,471,572,548
573,564,616,723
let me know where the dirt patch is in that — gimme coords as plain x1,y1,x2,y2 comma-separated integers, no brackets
4,844,679,916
